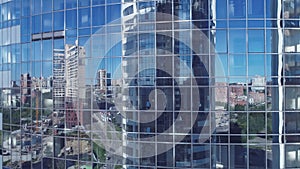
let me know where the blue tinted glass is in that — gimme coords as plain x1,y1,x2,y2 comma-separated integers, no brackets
54,39,64,49
42,40,52,60
216,0,227,19
22,0,30,16
92,6,105,26
79,8,91,28
32,41,41,61
229,29,246,53
53,12,64,31
42,0,52,13
229,0,246,18
248,29,264,52
32,15,41,34
79,28,91,36
107,5,121,23
248,0,264,18
42,13,52,32
92,0,105,6
66,29,77,37
174,0,190,20
107,0,121,4
13,0,21,19
32,0,41,15
66,0,77,9
21,17,30,35
229,54,246,76
66,10,77,29
54,0,64,10
216,30,227,53
79,0,90,7
22,43,30,62
248,54,265,76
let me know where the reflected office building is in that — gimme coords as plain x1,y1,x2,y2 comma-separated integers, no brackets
1,0,300,169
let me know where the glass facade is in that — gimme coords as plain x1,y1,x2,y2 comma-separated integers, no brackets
0,0,299,169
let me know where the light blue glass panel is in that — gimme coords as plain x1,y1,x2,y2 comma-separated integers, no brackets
42,40,52,61
22,0,30,16
78,8,91,28
215,30,227,53
42,13,52,32
248,29,264,52
229,29,246,53
229,54,246,76
248,54,265,76
216,0,227,19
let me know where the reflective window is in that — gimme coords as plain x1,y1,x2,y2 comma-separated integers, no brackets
53,0,64,10
66,0,77,9
32,0,41,15
66,10,77,29
22,0,30,16
42,13,52,32
42,0,52,13
78,8,91,28
92,0,105,6
32,15,41,34
79,0,90,7
107,4,121,24
248,29,264,52
92,6,105,26
53,11,64,31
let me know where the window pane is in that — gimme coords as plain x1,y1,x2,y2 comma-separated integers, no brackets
248,0,264,18
32,15,41,34
216,30,227,53
229,0,246,18
79,8,91,28
229,55,246,76
22,0,30,16
92,0,105,6
53,11,64,31
92,6,105,26
229,29,246,53
66,0,77,9
79,0,90,7
248,29,264,52
42,0,52,13
54,0,64,10
21,17,30,35
107,5,121,24
42,13,52,32
66,10,77,29
32,0,41,15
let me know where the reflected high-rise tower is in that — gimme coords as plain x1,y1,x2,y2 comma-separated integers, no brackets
121,0,215,168
272,0,300,168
